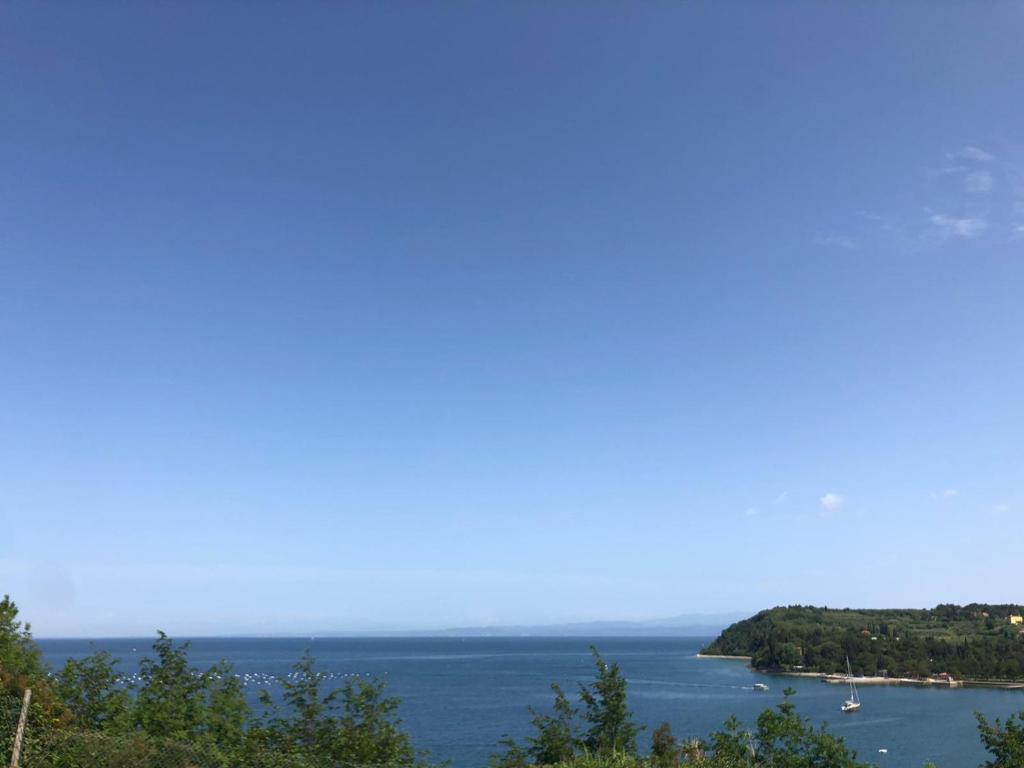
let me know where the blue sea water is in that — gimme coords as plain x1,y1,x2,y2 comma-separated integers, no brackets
36,636,1024,768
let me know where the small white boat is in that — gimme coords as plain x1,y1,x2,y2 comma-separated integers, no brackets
841,656,861,713
753,683,769,691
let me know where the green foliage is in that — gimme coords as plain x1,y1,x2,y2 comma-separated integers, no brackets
53,651,130,731
493,689,870,768
203,660,249,754
258,651,338,754
686,689,867,768
650,723,680,768
0,595,48,695
132,630,249,750
133,632,209,739
539,756,642,768
578,649,643,757
496,647,642,766
20,730,219,768
523,684,579,766
497,656,868,768
256,650,425,767
492,737,531,768
976,710,1024,767
0,595,67,727
703,604,1024,680
335,674,419,765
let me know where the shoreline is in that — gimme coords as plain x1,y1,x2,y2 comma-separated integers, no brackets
695,652,751,660
809,673,1024,690
698,654,1024,690
782,672,1024,691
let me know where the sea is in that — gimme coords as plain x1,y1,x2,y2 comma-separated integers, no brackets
36,636,1024,768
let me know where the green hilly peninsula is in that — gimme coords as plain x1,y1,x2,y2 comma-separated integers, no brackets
702,604,1024,681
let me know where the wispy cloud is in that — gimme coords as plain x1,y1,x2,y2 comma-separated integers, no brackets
743,507,759,518
965,170,993,194
819,493,845,513
993,502,1010,514
949,145,994,162
858,145,1024,246
929,214,987,238
773,491,789,506
930,488,958,500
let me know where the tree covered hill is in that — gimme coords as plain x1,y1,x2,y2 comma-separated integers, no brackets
702,604,1024,680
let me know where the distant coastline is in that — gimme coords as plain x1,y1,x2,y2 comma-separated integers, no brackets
311,612,747,639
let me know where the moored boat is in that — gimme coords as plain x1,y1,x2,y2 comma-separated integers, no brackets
841,656,861,712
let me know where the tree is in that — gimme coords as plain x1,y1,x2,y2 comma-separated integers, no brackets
775,643,802,668
578,648,643,757
976,710,1024,768
704,604,1024,682
259,650,339,755
132,631,251,757
493,683,578,767
0,594,47,695
0,595,65,721
258,650,423,766
203,660,249,754
650,722,680,768
133,632,209,740
705,714,753,766
747,688,864,767
521,684,578,765
54,650,130,730
333,675,420,766
494,648,640,766
491,737,531,768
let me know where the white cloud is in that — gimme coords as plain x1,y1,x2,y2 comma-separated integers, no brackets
773,491,789,506
744,507,759,518
819,493,845,512
931,488,958,500
965,171,993,194
993,503,1010,514
930,214,987,238
950,146,994,162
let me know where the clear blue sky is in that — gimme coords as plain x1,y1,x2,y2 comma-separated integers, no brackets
2,2,1022,637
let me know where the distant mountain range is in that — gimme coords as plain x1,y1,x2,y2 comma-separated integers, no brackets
313,612,749,638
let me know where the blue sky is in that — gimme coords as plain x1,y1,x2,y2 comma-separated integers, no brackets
2,3,1023,637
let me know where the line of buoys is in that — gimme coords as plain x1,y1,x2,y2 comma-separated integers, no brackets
47,668,378,688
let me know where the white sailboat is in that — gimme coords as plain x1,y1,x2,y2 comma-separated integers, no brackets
841,656,861,713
